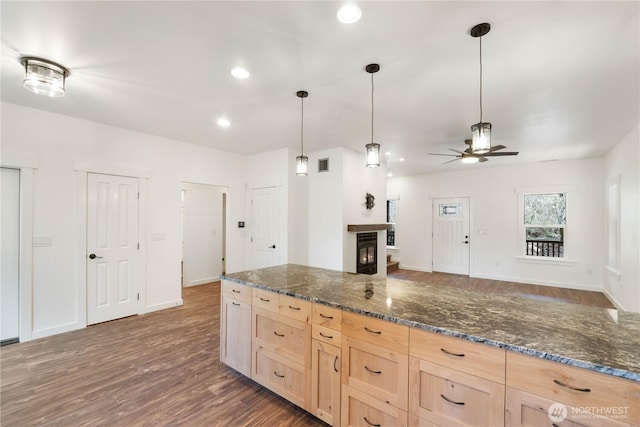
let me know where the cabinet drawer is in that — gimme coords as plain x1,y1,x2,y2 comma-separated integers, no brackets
506,387,632,427
343,336,408,410
279,294,311,322
409,357,505,427
506,352,640,425
221,280,252,304
341,384,408,427
342,311,409,353
253,308,310,367
313,303,342,330
253,288,279,312
313,324,342,347
253,348,308,410
410,328,506,383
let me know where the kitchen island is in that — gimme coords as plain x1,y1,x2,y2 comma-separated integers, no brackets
220,264,640,426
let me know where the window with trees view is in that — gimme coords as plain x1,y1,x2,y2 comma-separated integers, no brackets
523,193,566,258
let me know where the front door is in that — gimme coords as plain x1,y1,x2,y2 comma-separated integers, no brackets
250,187,279,269
87,173,139,325
432,197,470,275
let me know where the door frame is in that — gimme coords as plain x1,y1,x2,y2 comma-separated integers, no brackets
429,195,474,276
75,160,149,327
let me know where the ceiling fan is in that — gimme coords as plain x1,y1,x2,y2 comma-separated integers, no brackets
428,139,518,164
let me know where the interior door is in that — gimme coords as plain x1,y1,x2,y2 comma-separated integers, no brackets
1,168,20,343
432,197,470,275
87,173,139,325
250,187,279,269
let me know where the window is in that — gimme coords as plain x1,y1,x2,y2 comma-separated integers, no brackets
386,199,397,247
523,192,566,258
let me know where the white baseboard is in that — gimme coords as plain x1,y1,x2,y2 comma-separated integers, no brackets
399,265,432,273
145,299,184,313
32,321,84,340
602,289,626,311
184,276,219,287
471,273,601,292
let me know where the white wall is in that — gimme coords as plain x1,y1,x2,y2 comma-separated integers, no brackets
388,158,605,291
1,102,247,339
603,125,640,312
288,148,308,265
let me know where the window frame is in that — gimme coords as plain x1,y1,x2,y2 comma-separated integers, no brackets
386,196,399,249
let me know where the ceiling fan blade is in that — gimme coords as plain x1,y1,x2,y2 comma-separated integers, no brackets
428,153,458,157
444,158,460,164
448,148,465,154
486,145,506,152
483,151,519,156
478,156,489,162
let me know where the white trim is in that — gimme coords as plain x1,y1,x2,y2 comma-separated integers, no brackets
73,159,150,178
604,265,622,278
247,179,282,189
32,321,83,340
602,289,625,311
1,154,39,170
471,272,601,292
76,171,88,328
145,299,183,313
399,265,432,273
184,277,219,287
138,178,147,315
515,256,577,266
19,168,34,342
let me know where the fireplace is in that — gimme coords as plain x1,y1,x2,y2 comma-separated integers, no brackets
356,232,377,275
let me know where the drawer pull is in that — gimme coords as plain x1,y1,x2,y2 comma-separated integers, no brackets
319,313,334,319
552,424,560,427
288,305,301,311
231,302,240,306
273,371,285,378
232,289,241,293
363,416,381,427
319,332,334,339
440,348,465,357
553,379,591,393
440,394,465,406
364,327,382,335
334,355,339,373
364,365,382,375
273,331,285,337
259,297,270,302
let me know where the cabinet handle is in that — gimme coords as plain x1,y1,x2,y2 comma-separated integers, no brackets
319,332,334,339
552,424,560,427
288,305,301,311
363,416,381,427
319,313,334,319
334,355,339,373
364,327,382,335
553,379,591,393
273,331,285,337
232,302,240,306
273,371,285,378
232,289,241,293
440,348,465,357
259,297,270,302
364,365,382,375
440,394,465,406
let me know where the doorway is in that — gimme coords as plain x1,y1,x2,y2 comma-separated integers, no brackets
1,168,20,344
249,187,280,269
432,197,470,275
181,183,227,287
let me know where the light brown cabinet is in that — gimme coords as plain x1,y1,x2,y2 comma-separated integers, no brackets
220,280,252,377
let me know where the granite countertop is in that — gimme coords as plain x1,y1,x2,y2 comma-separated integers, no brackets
221,264,640,382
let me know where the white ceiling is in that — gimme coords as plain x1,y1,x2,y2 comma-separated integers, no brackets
1,1,638,176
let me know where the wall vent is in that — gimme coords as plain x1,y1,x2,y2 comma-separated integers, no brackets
318,158,329,172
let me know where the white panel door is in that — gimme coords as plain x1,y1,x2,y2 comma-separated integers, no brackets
250,187,279,269
1,168,20,342
87,173,139,325
432,197,470,275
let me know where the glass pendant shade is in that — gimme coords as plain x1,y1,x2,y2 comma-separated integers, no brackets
21,57,68,97
296,155,308,176
471,121,492,154
461,154,480,164
365,142,381,167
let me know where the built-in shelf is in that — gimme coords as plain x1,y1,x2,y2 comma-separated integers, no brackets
347,223,392,232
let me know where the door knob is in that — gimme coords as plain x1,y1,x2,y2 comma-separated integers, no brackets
462,241,469,244
269,245,276,249
88,253,103,259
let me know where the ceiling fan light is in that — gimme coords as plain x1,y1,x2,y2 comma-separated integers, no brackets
461,155,480,164
20,57,69,97
471,121,492,154
365,142,380,167
296,155,308,175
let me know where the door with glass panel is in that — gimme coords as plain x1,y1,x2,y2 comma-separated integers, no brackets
432,197,470,275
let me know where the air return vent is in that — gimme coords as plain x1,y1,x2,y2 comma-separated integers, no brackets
318,158,329,172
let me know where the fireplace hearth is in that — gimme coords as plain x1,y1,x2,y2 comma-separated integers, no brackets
356,232,377,275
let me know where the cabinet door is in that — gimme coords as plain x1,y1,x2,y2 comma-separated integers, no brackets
311,339,341,426
506,388,632,427
220,296,251,376
341,385,408,427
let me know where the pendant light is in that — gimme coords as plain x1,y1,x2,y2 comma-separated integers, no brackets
365,63,381,167
470,23,492,154
295,90,309,176
20,56,69,97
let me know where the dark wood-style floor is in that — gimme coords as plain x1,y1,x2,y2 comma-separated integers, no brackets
0,271,615,426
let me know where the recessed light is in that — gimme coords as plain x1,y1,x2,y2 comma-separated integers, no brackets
230,67,250,79
399,158,405,162
387,172,393,177
337,4,361,24
217,117,231,127
384,152,391,156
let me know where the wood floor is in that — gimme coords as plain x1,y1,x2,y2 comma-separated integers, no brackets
0,272,614,426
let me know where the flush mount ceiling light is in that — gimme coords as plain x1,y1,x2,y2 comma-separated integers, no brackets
230,66,250,79
217,117,231,127
460,154,480,164
295,90,309,176
469,23,492,154
365,63,381,168
337,4,362,23
20,56,69,97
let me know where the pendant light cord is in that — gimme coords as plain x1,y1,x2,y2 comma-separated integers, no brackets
300,96,304,156
479,35,483,123
371,71,374,142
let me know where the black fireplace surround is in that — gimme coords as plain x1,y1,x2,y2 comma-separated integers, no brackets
356,232,377,275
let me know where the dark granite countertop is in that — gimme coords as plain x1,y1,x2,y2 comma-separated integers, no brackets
221,264,640,382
